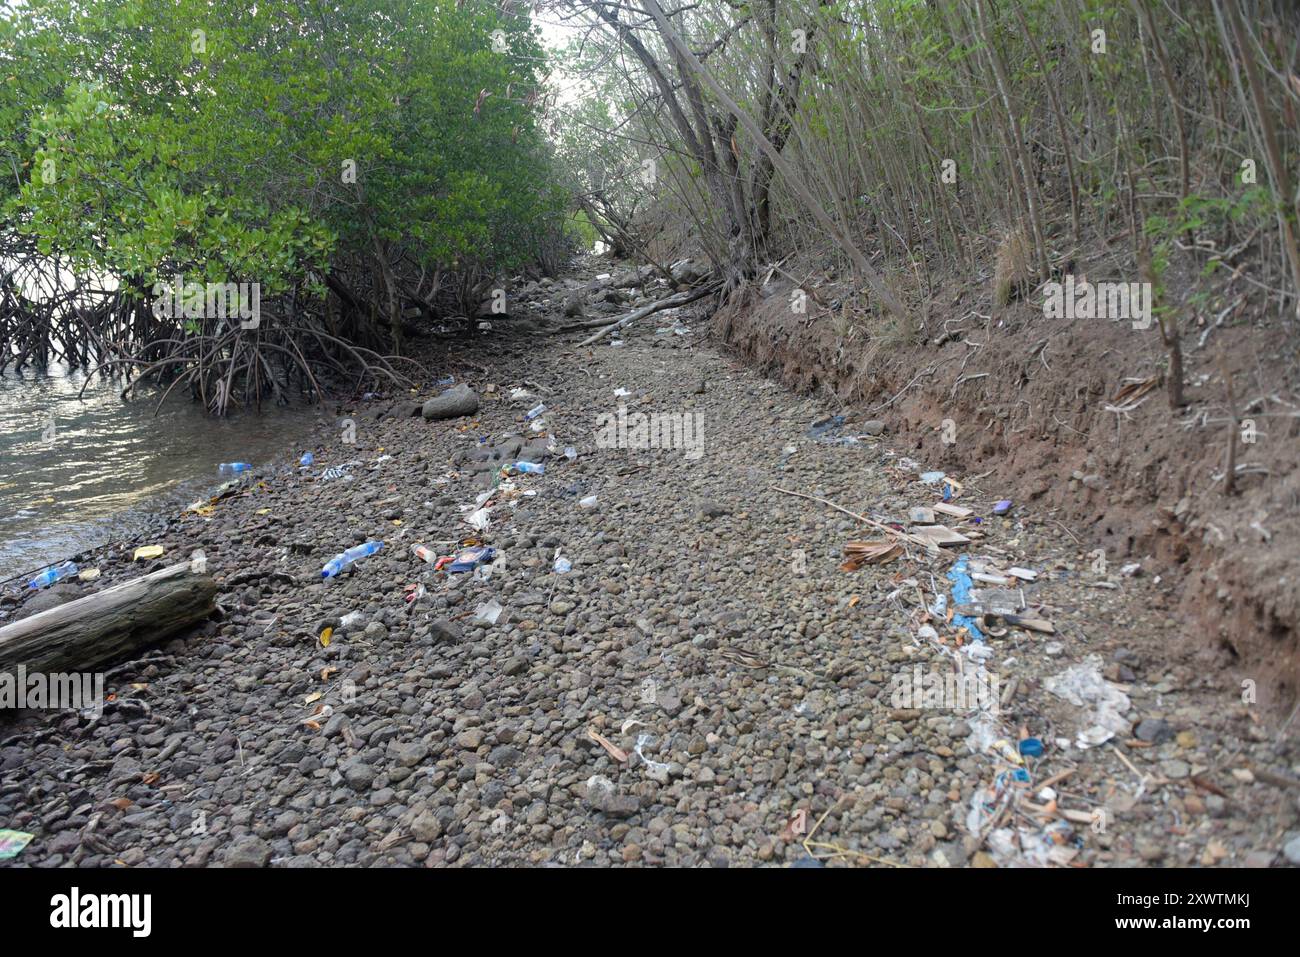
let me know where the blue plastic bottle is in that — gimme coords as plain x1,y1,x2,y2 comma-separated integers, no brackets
513,462,545,475
321,541,383,579
218,462,253,476
28,561,78,589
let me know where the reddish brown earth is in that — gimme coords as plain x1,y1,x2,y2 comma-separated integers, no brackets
713,246,1300,720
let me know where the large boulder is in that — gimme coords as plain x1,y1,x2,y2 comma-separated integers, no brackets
421,383,479,421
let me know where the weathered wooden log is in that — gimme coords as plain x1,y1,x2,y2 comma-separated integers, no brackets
0,562,216,675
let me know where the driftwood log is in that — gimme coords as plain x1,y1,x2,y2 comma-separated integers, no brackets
0,562,216,675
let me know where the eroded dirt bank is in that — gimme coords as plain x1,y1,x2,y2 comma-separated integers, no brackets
714,255,1300,720
1,263,1297,868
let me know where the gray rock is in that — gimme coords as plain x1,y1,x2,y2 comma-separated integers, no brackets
1134,718,1173,744
1284,836,1300,866
225,837,272,868
429,619,462,643
422,383,480,421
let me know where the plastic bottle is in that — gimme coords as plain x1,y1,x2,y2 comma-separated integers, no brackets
525,403,546,420
218,462,253,476
412,544,438,564
513,462,545,475
321,541,383,579
28,561,78,589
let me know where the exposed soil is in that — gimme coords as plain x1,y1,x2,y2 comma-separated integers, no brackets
713,243,1300,720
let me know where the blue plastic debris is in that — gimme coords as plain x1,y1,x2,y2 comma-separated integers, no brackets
447,546,496,573
299,452,314,467
1018,737,1045,757
993,499,1013,515
946,555,983,641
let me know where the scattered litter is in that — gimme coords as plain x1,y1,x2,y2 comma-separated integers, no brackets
27,560,78,589
512,461,545,475
299,452,314,467
525,403,546,420
587,728,628,763
473,600,503,625
614,388,631,397
218,462,253,476
634,733,672,775
920,470,946,485
403,582,426,604
132,545,164,562
909,506,936,524
578,495,598,509
840,540,902,570
0,829,35,861
320,462,359,480
1018,737,1045,758
465,508,492,532
411,545,438,563
321,540,383,579
946,556,984,641
912,524,970,547
564,446,577,461
553,555,572,574
993,499,1013,515
933,502,973,519
1008,567,1038,581
1044,655,1132,749
808,415,845,439
446,546,496,573
77,567,100,582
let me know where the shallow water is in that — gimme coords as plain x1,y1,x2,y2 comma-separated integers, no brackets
0,364,327,582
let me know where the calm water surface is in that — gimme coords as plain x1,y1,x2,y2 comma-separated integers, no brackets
0,364,327,582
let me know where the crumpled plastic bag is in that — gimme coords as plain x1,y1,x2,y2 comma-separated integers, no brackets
1044,654,1131,748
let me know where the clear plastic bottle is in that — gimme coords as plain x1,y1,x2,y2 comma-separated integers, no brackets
28,561,78,589
513,462,545,475
322,541,383,579
218,462,253,475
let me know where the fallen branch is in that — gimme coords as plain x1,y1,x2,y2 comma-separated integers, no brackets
770,486,930,547
575,283,718,347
